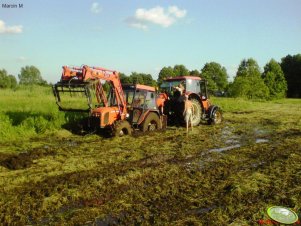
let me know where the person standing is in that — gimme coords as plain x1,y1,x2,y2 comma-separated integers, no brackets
183,94,193,132
174,83,185,95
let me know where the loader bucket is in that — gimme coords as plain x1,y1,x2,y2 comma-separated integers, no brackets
52,80,96,112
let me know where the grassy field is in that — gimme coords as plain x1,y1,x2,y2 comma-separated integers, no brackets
0,86,301,225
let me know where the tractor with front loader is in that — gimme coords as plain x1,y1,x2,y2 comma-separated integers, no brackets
160,76,222,126
53,65,167,136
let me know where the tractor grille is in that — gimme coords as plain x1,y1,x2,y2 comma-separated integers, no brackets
103,112,109,125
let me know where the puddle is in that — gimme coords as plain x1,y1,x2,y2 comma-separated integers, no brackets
208,144,241,153
209,138,269,154
218,125,270,153
221,126,240,145
255,138,269,144
254,128,269,136
221,126,232,136
225,137,240,144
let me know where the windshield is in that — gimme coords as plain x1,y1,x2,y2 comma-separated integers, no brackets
132,90,146,108
185,79,200,93
160,80,185,92
124,90,135,106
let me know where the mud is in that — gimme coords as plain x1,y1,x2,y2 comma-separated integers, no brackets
0,148,57,170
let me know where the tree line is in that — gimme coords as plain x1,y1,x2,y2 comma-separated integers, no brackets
1,54,300,98
120,54,300,99
0,66,47,89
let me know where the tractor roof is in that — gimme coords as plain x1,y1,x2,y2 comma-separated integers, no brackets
164,76,201,81
136,84,155,92
122,84,155,92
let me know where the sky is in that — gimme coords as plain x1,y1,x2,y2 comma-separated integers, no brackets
0,0,300,83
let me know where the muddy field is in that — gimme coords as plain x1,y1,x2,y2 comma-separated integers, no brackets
0,97,301,225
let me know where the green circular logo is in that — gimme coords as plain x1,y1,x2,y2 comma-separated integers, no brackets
267,206,298,224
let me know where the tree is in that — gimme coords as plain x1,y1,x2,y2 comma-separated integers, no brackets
141,73,156,86
236,58,261,78
0,69,17,89
130,72,145,85
262,59,287,99
119,73,132,84
229,58,269,99
158,66,175,85
201,62,228,94
189,69,200,76
18,65,47,85
281,54,301,98
229,75,269,99
173,64,189,77
7,75,17,89
120,72,156,86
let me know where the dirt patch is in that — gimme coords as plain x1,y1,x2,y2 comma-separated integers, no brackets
232,111,255,114
278,129,301,138
0,148,57,170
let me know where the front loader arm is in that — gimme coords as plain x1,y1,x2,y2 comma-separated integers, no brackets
81,65,127,119
53,65,127,119
61,66,83,81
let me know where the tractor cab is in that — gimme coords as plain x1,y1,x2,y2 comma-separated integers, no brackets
160,76,208,100
160,76,222,126
122,84,165,130
122,84,157,110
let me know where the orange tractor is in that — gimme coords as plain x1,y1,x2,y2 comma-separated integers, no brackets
160,76,222,125
53,65,167,136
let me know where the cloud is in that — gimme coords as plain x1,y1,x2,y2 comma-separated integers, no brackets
135,6,174,27
91,2,101,14
125,6,187,30
168,6,187,18
0,20,23,34
17,56,27,62
124,17,148,31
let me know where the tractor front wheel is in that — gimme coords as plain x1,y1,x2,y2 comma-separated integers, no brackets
113,120,133,137
142,113,161,132
208,108,223,125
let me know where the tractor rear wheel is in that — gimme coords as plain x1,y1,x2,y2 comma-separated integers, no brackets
190,98,202,126
142,112,161,132
113,120,132,137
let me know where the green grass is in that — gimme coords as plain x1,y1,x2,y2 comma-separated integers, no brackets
0,86,301,225
0,86,87,143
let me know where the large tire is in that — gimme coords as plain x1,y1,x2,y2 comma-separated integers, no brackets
208,108,223,125
142,112,161,132
190,98,202,126
113,120,132,137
